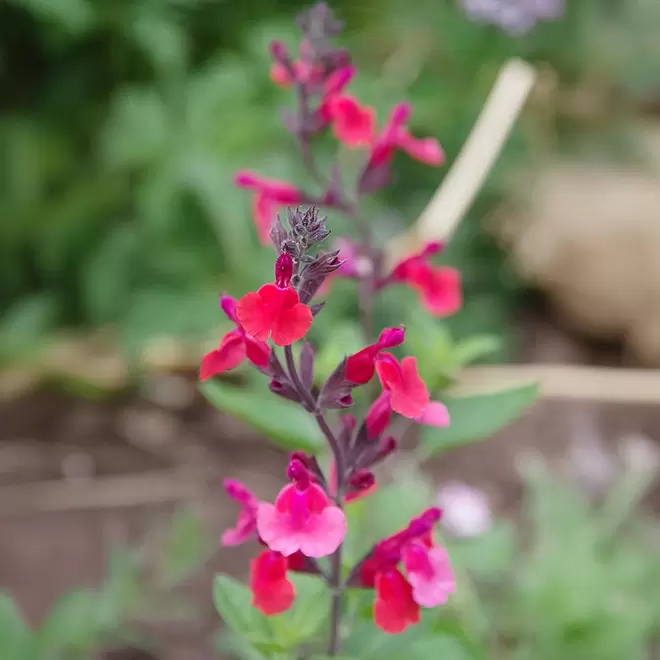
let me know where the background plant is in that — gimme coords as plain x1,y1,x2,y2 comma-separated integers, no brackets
0,507,210,660
3,0,660,376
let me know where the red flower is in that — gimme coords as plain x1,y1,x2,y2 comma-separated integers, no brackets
374,569,421,634
345,326,405,385
388,242,461,317
324,94,376,147
368,103,444,169
249,550,295,615
236,254,313,346
234,171,304,245
200,296,271,381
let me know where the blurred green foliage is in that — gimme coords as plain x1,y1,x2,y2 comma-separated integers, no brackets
0,506,211,660
2,0,660,369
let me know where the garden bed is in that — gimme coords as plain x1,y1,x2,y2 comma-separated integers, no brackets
1,313,660,660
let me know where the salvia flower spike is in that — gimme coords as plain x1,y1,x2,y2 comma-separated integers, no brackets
204,2,464,652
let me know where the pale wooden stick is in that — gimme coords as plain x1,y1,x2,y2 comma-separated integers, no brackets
453,365,660,404
386,58,537,266
0,470,204,517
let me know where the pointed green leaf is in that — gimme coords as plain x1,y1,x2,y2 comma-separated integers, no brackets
420,383,538,457
36,589,108,654
269,574,329,648
213,574,272,645
200,380,324,452
453,335,501,367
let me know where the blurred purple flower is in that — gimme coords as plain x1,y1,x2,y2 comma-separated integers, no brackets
460,0,565,35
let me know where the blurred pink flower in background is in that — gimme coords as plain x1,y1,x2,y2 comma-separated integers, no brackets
435,481,492,538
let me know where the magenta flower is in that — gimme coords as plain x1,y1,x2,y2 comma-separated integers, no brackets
221,479,260,546
318,240,461,319
365,355,449,438
368,103,444,168
388,242,462,317
403,541,455,607
257,459,347,557
354,507,453,633
234,171,305,245
200,296,271,381
325,95,376,147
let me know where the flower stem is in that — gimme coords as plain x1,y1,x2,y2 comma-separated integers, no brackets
283,345,344,480
283,344,345,656
328,542,344,656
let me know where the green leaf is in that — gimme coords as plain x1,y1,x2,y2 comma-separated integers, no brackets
200,380,324,452
269,574,329,648
36,589,108,655
0,594,32,660
82,225,137,324
420,383,539,457
0,294,57,364
346,467,435,558
213,574,272,645
160,507,207,587
452,335,501,367
215,630,270,660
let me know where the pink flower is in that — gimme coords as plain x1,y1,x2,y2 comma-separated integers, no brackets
365,355,450,438
388,242,462,317
234,171,304,245
236,254,313,346
358,507,442,587
257,459,347,557
353,507,451,632
200,296,271,381
345,326,406,385
374,569,420,634
403,541,455,607
324,95,376,147
356,509,443,633
249,550,295,615
368,103,444,169
221,479,260,546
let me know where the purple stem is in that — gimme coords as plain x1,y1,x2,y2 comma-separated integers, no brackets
283,344,345,656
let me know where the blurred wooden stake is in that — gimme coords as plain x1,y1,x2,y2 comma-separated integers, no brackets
386,58,537,266
454,365,660,404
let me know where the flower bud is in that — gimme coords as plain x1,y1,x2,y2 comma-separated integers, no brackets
286,458,310,486
275,253,294,288
350,469,375,492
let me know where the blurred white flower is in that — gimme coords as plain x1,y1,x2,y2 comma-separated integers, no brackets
566,428,617,495
619,433,660,475
436,481,492,538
